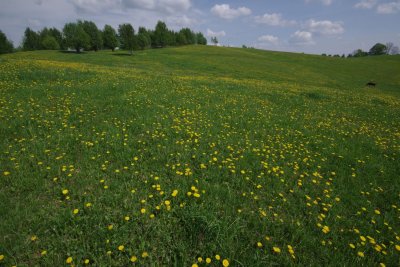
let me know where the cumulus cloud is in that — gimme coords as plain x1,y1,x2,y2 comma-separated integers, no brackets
258,35,279,45
206,28,226,37
255,13,296,26
305,0,333,6
354,0,378,9
305,19,344,35
211,4,251,19
377,1,400,14
289,31,314,45
70,0,119,13
167,15,197,27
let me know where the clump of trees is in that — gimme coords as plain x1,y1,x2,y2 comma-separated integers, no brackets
0,30,14,54
16,20,207,54
348,42,399,58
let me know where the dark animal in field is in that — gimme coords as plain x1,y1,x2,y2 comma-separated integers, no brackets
366,82,376,87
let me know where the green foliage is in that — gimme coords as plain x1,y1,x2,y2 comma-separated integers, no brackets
211,37,218,45
41,35,60,50
196,32,207,45
352,49,368,57
0,46,400,266
369,43,387,56
137,27,151,50
153,21,169,47
118,23,136,55
63,22,90,53
80,20,103,51
0,30,13,54
22,27,40,50
102,25,118,51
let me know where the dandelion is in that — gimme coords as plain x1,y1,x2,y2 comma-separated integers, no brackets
108,224,113,230
172,190,178,197
130,256,137,262
84,259,90,264
73,208,79,214
62,189,69,195
124,216,130,221
31,235,38,241
141,208,146,214
222,259,230,267
198,257,203,262
192,264,198,267
206,257,212,263
215,254,221,260
118,245,125,251
357,251,364,257
349,243,356,249
142,251,149,258
273,247,281,253
66,257,73,264
41,250,47,256
3,171,10,176
165,200,171,206
257,242,263,248
395,245,400,251
0,255,4,261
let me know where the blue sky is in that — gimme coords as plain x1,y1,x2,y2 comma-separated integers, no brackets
1,0,399,54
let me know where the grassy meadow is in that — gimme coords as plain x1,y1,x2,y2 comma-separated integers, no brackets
0,46,400,266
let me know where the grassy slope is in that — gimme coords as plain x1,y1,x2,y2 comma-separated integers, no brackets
0,46,399,266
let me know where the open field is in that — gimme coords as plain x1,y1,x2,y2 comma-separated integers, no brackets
0,46,400,266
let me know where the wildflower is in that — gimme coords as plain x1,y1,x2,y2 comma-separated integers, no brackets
141,208,146,214
118,245,124,251
84,259,90,264
273,247,281,253
165,200,171,206
322,225,330,234
257,242,263,248
108,224,113,230
31,235,38,241
380,263,386,267
198,257,203,262
375,210,381,215
0,255,4,261
215,254,221,260
130,256,137,262
222,259,229,267
395,245,400,251
62,189,69,195
206,257,212,263
349,243,356,249
41,250,47,256
66,257,73,264
124,216,130,221
86,202,92,207
172,190,178,197
73,209,79,214
142,251,149,258
357,251,364,257
192,264,198,267
3,171,10,176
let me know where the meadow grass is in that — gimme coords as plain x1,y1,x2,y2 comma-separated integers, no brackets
0,46,400,266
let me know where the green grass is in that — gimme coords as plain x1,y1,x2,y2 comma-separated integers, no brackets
0,46,400,266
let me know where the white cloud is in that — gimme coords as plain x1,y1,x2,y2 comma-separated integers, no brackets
122,0,155,9
255,13,296,26
157,0,191,13
70,0,119,13
290,31,314,45
258,35,279,45
305,19,344,35
207,28,226,37
354,0,378,9
211,4,251,19
377,1,400,14
305,0,333,6
167,15,197,27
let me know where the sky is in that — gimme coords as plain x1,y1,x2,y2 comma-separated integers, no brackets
0,0,399,54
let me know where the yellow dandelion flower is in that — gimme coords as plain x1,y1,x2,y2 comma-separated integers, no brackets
357,251,364,257
84,259,90,264
62,189,69,195
395,245,400,251
192,264,198,267
108,224,113,230
257,242,263,248
349,243,356,249
273,247,281,253
85,203,92,207
206,257,212,263
172,190,178,197
374,210,381,215
380,263,386,267
165,200,171,206
66,257,73,264
193,193,200,198
142,251,149,258
222,259,230,267
360,236,366,242
198,257,203,262
41,250,47,256
73,209,79,214
141,208,146,214
124,216,130,221
130,256,137,262
215,254,221,260
3,171,10,176
0,255,4,261
118,245,124,251
31,235,38,241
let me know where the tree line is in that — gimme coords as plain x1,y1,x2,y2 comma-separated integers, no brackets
322,42,399,58
0,20,207,54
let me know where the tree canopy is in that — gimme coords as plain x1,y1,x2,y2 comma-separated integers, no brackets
103,25,118,51
0,30,14,54
63,22,90,53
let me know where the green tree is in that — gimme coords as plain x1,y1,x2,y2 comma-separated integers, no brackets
153,21,169,48
118,23,136,55
352,49,368,57
179,28,196,45
0,30,14,54
176,31,187,46
63,22,90,53
80,20,103,51
41,35,60,50
211,36,218,46
137,27,151,50
22,27,40,50
196,32,207,45
103,25,118,51
369,43,387,56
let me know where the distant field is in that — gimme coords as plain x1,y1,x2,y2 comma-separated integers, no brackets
0,46,399,266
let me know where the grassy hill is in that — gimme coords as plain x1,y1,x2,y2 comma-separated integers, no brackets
0,46,399,266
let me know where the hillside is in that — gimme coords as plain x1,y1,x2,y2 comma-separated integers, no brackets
0,46,400,266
